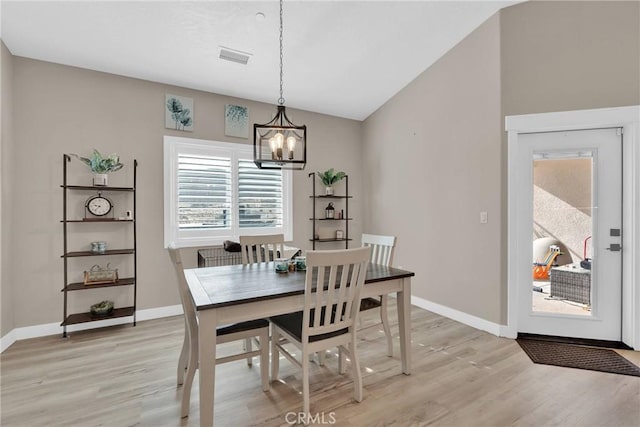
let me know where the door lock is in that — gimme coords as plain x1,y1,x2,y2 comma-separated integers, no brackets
606,243,622,252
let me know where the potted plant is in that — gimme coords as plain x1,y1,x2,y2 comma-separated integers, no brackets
317,168,346,195
71,149,124,186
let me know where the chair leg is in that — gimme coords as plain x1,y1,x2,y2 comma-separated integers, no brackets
181,336,198,418
302,349,311,424
271,325,280,381
380,295,393,357
349,339,363,403
318,350,326,366
260,330,270,391
177,323,189,386
245,337,253,367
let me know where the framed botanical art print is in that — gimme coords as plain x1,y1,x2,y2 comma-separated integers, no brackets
225,104,249,138
165,94,194,131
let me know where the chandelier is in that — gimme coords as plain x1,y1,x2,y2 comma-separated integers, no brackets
253,0,307,170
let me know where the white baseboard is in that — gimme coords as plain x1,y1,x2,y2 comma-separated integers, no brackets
411,296,506,337
1,329,16,353
2,297,513,354
0,304,183,353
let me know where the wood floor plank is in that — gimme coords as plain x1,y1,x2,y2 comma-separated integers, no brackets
1,306,638,427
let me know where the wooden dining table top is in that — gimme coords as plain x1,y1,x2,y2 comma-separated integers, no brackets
186,262,415,310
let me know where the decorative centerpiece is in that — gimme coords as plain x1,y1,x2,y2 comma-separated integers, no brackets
295,256,306,271
275,258,289,273
90,241,107,253
90,300,114,317
71,149,124,186
317,168,346,195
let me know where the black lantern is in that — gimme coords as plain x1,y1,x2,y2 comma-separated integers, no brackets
325,202,335,219
253,0,307,170
254,106,307,170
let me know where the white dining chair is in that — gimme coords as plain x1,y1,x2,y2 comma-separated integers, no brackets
270,247,370,422
239,234,286,264
168,245,270,418
238,234,287,361
359,233,396,357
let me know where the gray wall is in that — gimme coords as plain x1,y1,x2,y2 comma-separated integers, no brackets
501,0,640,116
1,41,15,337
363,13,503,323
6,57,362,328
362,1,639,325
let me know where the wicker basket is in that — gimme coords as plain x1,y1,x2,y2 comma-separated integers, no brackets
84,264,118,285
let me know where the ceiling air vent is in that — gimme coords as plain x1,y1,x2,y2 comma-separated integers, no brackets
219,46,252,65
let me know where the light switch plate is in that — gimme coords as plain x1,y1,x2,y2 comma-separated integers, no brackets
480,211,488,224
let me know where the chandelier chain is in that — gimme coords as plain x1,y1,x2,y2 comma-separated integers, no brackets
278,0,285,105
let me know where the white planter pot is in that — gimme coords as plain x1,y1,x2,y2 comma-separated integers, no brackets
93,173,108,186
325,186,334,196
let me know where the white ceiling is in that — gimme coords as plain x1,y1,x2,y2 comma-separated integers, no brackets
1,1,520,121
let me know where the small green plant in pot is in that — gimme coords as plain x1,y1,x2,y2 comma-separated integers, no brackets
317,168,346,195
71,149,124,186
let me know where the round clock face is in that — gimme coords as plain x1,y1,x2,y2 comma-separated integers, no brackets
87,195,112,216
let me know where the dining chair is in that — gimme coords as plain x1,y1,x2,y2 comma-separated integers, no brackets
238,234,286,360
270,247,371,421
359,233,396,357
239,234,286,264
168,245,270,418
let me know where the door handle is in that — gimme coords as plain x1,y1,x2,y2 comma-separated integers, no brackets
606,243,622,252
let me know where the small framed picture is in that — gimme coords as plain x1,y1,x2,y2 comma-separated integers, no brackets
225,104,249,138
336,230,344,239
165,94,194,131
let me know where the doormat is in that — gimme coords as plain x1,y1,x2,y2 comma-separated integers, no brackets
517,338,640,377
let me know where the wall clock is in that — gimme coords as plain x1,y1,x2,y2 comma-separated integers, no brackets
85,192,113,218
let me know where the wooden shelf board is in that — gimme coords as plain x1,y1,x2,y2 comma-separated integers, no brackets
309,195,352,199
63,278,135,292
62,249,135,257
309,238,353,242
309,218,352,221
62,185,135,192
62,219,134,223
61,306,135,326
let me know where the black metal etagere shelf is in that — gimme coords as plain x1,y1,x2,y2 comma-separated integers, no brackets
309,172,351,249
60,154,138,337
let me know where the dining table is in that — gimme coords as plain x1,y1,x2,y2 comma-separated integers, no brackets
184,261,415,427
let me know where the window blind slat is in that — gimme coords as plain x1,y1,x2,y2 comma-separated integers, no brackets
178,154,232,229
238,160,283,228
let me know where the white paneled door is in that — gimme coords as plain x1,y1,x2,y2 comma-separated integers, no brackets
516,128,622,341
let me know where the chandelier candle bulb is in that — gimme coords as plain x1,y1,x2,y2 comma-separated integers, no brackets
287,136,296,159
269,137,277,160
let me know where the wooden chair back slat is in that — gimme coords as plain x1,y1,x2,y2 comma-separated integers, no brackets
239,234,286,264
361,233,396,267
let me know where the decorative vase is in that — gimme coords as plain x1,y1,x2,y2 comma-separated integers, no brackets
325,186,334,196
93,173,108,186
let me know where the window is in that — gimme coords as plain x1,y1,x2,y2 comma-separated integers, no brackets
164,136,292,247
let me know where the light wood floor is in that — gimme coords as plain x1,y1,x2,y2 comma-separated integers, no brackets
2,305,639,427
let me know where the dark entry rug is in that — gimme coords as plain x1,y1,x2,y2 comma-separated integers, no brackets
517,338,640,377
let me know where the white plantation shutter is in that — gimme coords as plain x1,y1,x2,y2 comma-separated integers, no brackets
164,136,292,247
178,154,232,230
237,159,283,228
